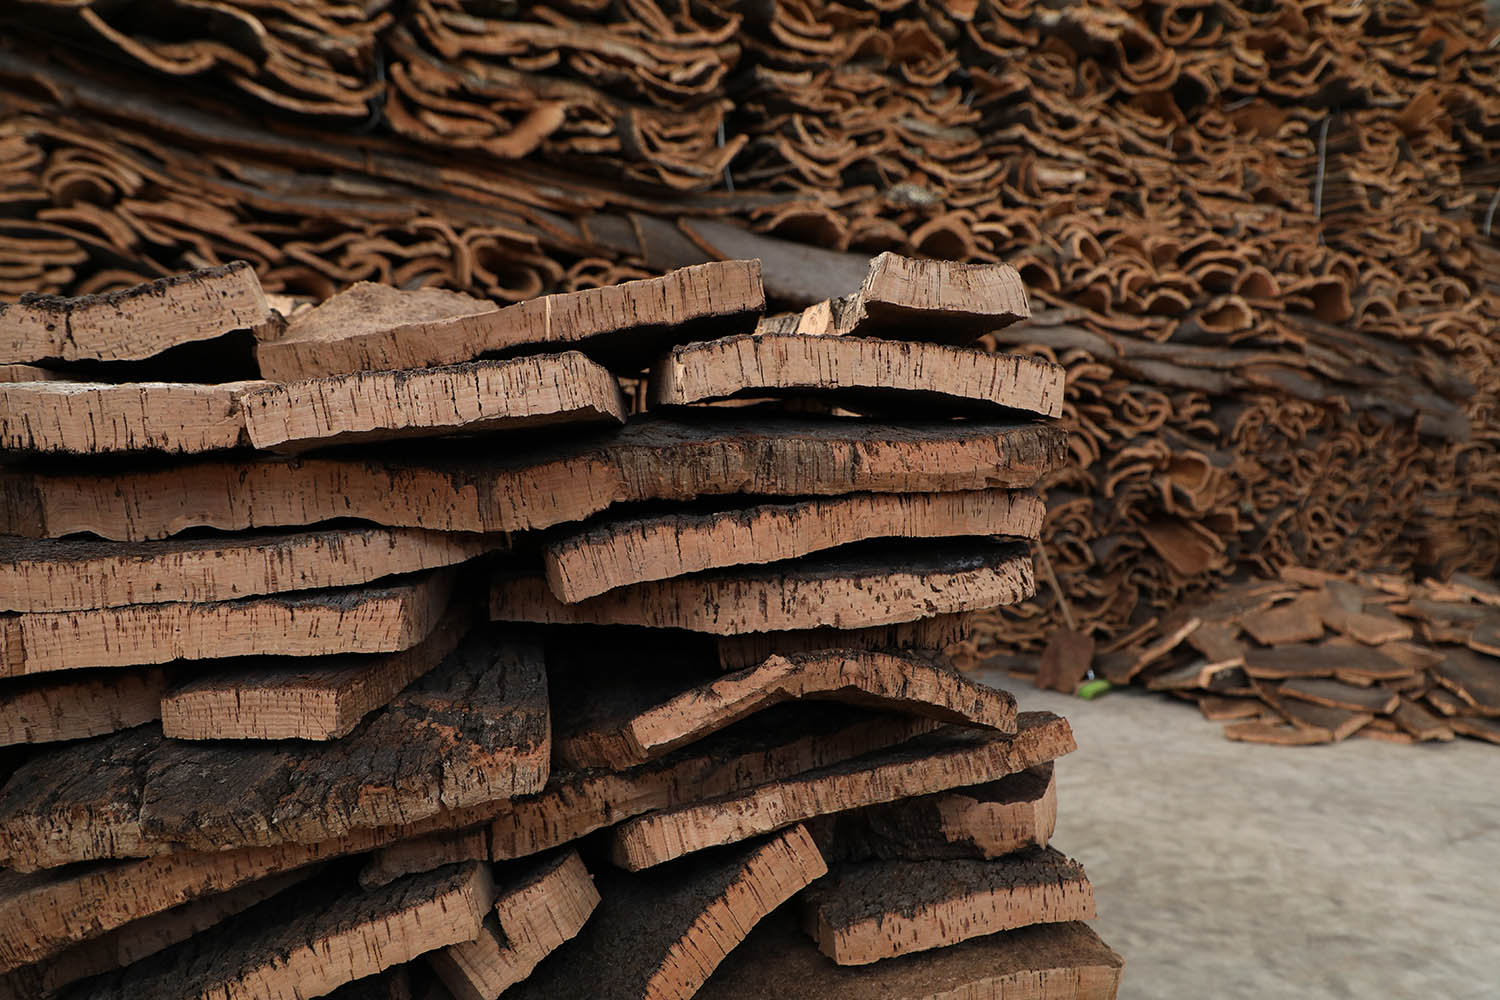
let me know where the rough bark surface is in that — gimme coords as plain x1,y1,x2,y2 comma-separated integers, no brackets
0,380,257,454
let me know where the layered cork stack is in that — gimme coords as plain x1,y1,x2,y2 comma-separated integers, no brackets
0,254,1121,999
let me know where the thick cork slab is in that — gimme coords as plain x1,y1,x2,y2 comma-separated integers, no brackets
716,614,976,671
493,539,1035,635
649,334,1063,417
256,261,764,380
557,649,1017,770
0,262,270,365
160,604,471,741
429,851,599,1000
802,847,1096,965
506,826,826,1000
697,911,1123,1000
0,364,62,383
812,763,1056,864
0,527,499,614
609,712,1076,870
544,490,1043,603
0,570,455,677
239,353,626,453
0,417,1066,541
0,669,165,746
0,379,258,454
0,628,549,868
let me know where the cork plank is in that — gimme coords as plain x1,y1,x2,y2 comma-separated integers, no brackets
0,379,258,454
801,847,1096,965
648,334,1063,417
1,570,455,677
494,539,1035,636
0,628,549,867
0,261,270,365
1431,648,1500,714
362,827,489,890
429,851,599,1000
0,417,1067,541
544,490,1044,603
716,614,976,671
0,527,500,614
257,261,764,380
240,353,626,453
68,861,496,1000
0,364,62,383
697,913,1124,1000
1240,596,1325,646
558,649,1017,770
506,826,826,1000
1390,699,1455,742
0,669,165,747
610,712,1076,870
160,604,471,741
1278,677,1400,715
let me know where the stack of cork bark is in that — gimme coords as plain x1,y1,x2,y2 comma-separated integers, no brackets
0,254,1122,999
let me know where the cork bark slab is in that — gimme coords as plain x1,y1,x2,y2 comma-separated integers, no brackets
696,912,1123,1000
715,614,976,671
160,604,471,741
649,333,1062,419
609,712,1075,870
1431,648,1500,714
0,627,550,867
429,851,599,1000
490,706,938,863
506,826,826,1000
544,489,1044,603
0,526,498,614
362,827,490,890
0,417,1067,541
1278,677,1399,715
0,364,62,383
0,570,455,677
0,379,260,454
812,763,1056,864
256,260,764,380
0,669,165,746
240,353,626,453
493,539,1035,636
66,861,496,1000
801,847,1096,965
0,262,270,365
557,649,1017,770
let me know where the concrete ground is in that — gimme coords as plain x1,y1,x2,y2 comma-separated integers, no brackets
973,673,1500,1000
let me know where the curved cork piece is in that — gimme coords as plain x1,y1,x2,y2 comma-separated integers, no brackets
648,334,1063,417
697,913,1123,1000
716,614,976,671
506,826,825,1000
0,261,270,364
609,712,1076,871
0,379,259,454
239,353,626,453
801,847,1096,965
0,417,1067,541
0,570,455,677
429,851,599,1000
494,540,1035,636
0,527,498,613
0,669,165,747
256,260,764,380
557,649,1017,770
544,490,1044,603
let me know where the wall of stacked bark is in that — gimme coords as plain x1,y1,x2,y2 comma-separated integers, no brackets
2,0,1498,652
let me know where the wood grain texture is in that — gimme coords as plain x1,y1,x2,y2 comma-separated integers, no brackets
0,261,269,364
610,712,1075,871
160,604,470,741
0,417,1067,541
495,539,1035,635
0,570,454,676
256,260,763,380
715,614,976,671
0,379,257,454
429,851,599,1000
0,669,165,746
0,627,549,868
0,527,498,614
558,649,1017,770
545,490,1043,603
506,826,825,1000
650,333,1063,419
240,353,626,452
